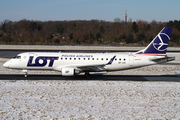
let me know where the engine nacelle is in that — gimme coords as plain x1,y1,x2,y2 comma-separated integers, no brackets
61,68,80,76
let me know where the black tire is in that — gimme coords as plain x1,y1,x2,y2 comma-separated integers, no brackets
85,72,91,79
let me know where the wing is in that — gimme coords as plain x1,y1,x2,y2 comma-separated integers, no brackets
75,55,116,71
54,63,107,72
75,64,107,72
53,55,116,72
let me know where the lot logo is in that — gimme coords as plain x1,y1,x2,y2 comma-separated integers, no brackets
65,71,69,73
153,33,169,51
27,56,59,67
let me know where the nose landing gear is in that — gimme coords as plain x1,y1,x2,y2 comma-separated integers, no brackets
22,70,28,78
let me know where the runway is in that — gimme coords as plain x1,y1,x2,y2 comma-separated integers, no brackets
1,74,180,81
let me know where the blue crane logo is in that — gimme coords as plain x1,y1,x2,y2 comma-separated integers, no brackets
153,33,169,51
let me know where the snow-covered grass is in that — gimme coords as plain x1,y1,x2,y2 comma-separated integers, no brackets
1,80,180,119
0,52,180,119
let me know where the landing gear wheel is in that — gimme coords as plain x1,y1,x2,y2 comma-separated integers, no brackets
85,72,91,79
22,70,28,78
24,74,28,78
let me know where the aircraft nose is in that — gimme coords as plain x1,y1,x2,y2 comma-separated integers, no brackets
3,61,9,68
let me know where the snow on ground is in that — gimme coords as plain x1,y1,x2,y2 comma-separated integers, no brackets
1,81,180,119
0,51,180,119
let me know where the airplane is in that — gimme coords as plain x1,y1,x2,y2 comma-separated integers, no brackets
3,27,175,79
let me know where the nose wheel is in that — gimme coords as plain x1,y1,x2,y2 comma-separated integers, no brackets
85,72,91,79
22,70,28,78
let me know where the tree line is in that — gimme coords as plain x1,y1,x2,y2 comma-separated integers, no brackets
0,19,180,46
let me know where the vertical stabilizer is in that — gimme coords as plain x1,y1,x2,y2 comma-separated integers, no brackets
136,27,173,55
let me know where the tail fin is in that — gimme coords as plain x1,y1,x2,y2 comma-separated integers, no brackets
136,27,173,56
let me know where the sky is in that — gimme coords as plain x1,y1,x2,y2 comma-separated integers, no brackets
0,0,180,23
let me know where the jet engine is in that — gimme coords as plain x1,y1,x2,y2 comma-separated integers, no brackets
61,68,80,76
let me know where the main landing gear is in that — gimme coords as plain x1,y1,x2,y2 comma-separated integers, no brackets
85,72,91,79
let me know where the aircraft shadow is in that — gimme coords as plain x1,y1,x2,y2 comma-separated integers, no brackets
0,74,180,82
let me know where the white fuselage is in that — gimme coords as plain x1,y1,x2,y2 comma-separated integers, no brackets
3,52,166,73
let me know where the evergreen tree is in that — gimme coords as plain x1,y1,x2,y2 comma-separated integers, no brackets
126,34,134,44
131,21,139,33
2,23,6,32
69,33,73,40
96,32,101,40
29,22,37,31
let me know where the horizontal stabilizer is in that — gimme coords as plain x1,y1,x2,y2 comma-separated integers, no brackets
150,56,175,62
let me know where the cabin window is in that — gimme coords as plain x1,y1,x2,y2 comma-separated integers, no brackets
78,58,80,60
97,58,99,60
74,58,76,60
65,58,67,60
106,58,108,60
115,58,117,61
84,58,86,60
119,58,121,61
92,58,94,60
101,58,103,60
124,59,126,61
61,58,63,60
70,58,72,60
88,58,90,60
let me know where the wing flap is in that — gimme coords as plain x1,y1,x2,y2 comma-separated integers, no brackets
75,64,106,72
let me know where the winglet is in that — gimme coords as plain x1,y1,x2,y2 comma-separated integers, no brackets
106,56,116,65
136,27,173,55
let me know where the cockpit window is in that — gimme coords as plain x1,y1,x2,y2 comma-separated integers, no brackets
13,56,21,59
17,56,21,59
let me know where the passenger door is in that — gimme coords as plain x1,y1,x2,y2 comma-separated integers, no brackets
129,54,134,66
